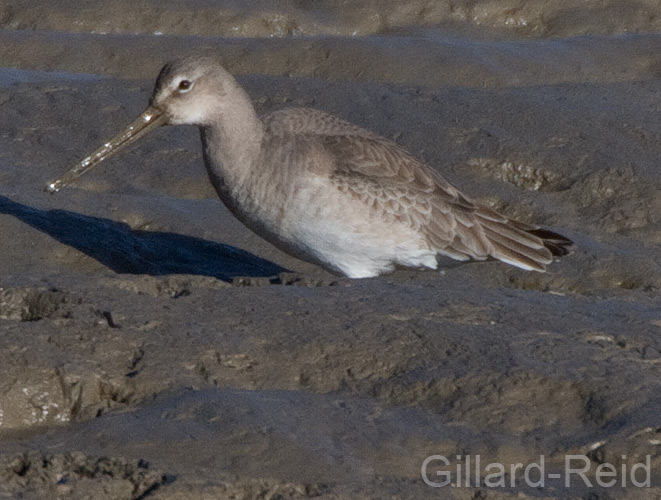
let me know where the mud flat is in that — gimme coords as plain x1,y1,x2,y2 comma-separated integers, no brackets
0,1,660,498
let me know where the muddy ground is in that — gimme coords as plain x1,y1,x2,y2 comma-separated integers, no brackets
0,1,660,499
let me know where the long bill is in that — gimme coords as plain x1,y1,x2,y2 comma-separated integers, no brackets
45,106,166,193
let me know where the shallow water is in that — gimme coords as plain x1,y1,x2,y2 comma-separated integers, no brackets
0,1,660,499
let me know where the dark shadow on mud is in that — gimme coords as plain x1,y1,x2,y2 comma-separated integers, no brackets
0,195,286,281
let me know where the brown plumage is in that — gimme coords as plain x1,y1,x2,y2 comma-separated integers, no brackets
47,56,572,278
263,107,572,273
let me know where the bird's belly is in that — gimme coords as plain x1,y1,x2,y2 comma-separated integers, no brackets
219,178,437,278
274,190,438,278
290,217,438,278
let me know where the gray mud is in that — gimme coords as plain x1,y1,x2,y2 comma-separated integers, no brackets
0,1,660,499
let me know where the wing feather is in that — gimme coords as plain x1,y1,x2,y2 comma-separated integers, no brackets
265,108,572,271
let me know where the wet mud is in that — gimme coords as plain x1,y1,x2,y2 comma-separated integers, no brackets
0,1,660,499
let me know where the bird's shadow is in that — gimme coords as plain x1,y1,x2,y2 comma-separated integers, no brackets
0,195,286,281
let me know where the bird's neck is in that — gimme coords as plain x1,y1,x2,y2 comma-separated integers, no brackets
200,89,264,195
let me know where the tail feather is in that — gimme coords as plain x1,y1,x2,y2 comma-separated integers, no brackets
487,241,547,271
428,201,574,272
465,213,573,272
481,224,553,265
527,228,574,257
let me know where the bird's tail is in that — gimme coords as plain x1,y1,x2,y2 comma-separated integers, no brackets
474,209,573,272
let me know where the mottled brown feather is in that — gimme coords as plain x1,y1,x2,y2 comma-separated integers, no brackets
51,56,573,278
264,108,572,271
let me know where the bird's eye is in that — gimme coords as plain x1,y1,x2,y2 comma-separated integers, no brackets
177,79,193,92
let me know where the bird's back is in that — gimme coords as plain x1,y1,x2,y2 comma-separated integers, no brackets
256,107,572,276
